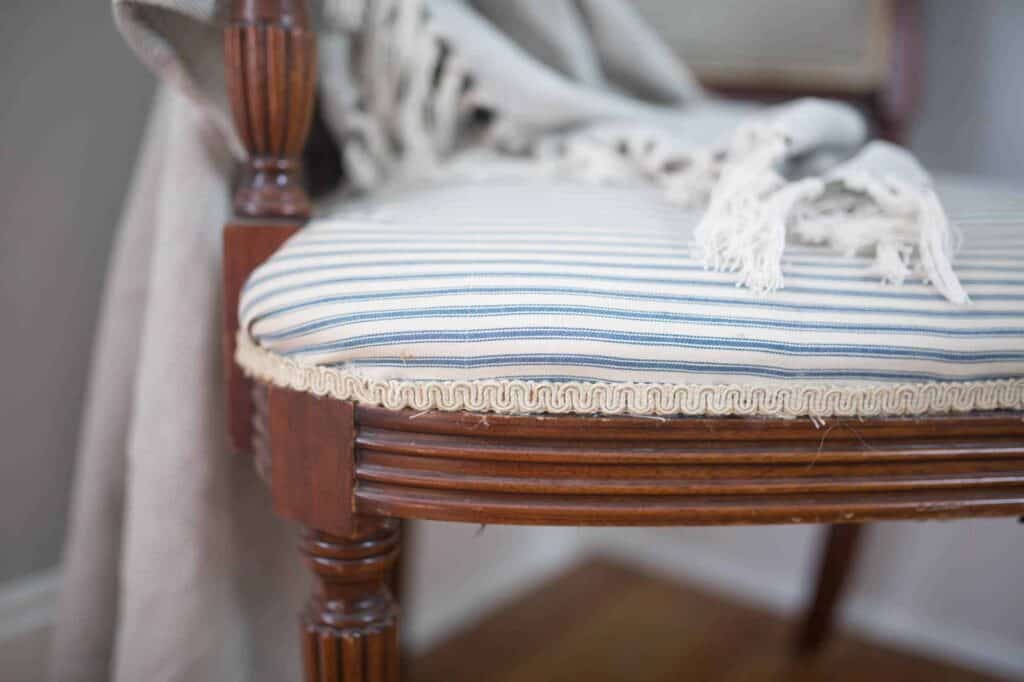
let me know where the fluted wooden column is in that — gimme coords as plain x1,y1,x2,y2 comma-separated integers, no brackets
221,0,315,454
301,518,401,682
224,0,316,219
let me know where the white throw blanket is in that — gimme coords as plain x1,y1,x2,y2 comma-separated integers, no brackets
328,0,967,303
51,2,968,681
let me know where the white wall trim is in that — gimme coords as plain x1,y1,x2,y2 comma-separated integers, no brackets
404,527,581,654
580,531,1024,680
0,568,60,644
843,598,1024,681
579,530,805,615
9,543,1022,680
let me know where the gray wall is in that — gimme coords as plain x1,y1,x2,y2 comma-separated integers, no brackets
911,0,1024,180
0,2,155,582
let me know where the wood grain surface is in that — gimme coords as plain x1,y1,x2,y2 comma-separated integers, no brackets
410,559,1008,682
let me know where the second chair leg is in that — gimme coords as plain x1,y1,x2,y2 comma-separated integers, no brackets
301,517,401,682
796,523,864,655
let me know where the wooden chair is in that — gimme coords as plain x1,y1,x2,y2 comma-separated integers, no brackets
221,2,1024,680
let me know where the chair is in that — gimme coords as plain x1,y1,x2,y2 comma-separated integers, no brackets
221,2,1024,680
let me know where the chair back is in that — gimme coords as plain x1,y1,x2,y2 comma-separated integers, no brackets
632,0,919,140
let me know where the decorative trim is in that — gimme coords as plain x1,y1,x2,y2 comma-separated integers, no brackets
236,332,1024,417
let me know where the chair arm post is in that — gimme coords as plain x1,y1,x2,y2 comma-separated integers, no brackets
222,0,315,452
225,0,316,219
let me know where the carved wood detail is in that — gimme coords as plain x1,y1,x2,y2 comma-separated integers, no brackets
250,380,1024,528
225,0,316,218
301,518,401,682
352,407,1024,526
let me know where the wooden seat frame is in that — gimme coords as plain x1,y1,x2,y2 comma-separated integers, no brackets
220,2,1024,679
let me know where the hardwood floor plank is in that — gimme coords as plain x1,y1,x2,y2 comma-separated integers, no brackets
409,558,1011,682
409,560,631,682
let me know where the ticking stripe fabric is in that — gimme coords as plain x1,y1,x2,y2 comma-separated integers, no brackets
238,171,1024,416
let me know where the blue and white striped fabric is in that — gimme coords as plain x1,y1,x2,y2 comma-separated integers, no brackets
239,173,1024,404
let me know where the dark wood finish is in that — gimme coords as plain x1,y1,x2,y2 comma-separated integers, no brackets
797,524,864,654
234,396,1024,528
351,406,1024,526
268,385,358,537
301,518,401,682
410,559,1005,682
225,0,316,218
222,4,400,680
222,221,300,453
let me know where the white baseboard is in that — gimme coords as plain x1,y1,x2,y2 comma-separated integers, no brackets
404,527,581,654
579,529,806,615
579,531,1024,680
0,568,60,644
10,542,1023,679
843,598,1024,680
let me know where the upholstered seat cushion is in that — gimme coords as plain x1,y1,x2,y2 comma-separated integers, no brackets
237,171,1024,416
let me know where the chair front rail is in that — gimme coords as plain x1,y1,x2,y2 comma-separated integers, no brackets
349,403,1024,526
256,384,1024,529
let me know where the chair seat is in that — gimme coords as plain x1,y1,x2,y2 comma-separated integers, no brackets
238,170,1024,417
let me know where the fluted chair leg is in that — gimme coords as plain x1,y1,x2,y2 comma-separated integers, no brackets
301,517,401,682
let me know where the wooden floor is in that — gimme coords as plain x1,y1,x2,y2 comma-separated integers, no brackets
410,559,1010,682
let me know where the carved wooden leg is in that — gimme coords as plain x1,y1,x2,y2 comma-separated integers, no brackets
301,517,401,682
796,523,863,654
